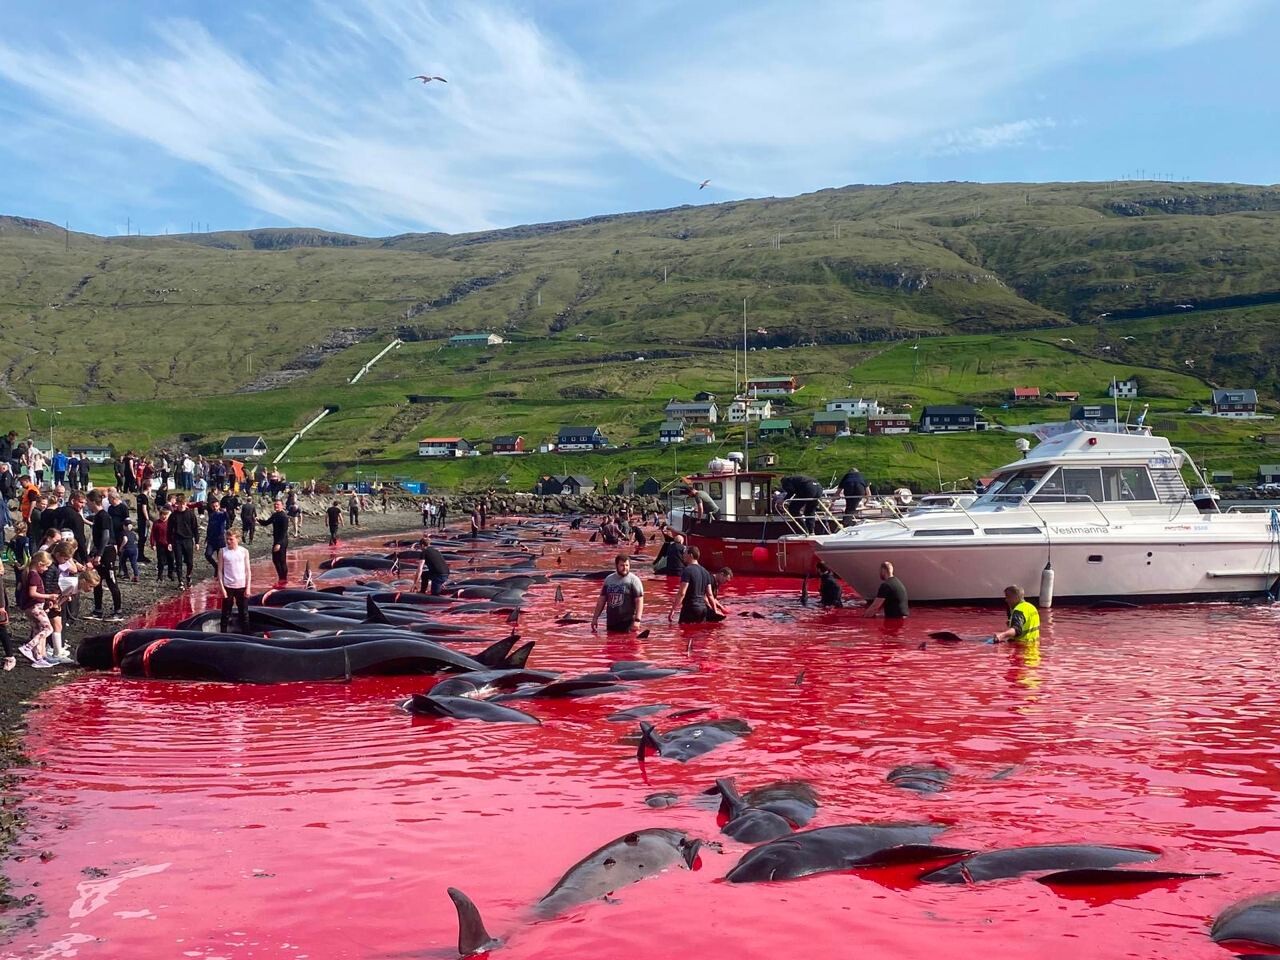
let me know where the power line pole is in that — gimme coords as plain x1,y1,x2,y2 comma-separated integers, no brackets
64,221,69,252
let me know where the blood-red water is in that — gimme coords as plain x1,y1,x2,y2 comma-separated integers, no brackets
5,528,1280,960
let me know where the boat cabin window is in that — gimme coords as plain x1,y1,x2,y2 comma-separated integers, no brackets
1101,467,1157,501
736,480,771,517
1030,466,1158,503
707,481,723,501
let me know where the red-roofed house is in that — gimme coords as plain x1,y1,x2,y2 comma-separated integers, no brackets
418,437,474,458
1012,387,1041,401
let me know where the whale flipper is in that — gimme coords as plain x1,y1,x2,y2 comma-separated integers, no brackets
447,887,502,956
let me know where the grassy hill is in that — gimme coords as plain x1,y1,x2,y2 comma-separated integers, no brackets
3,180,1280,491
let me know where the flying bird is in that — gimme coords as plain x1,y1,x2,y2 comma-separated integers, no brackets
412,75,448,83
698,179,711,189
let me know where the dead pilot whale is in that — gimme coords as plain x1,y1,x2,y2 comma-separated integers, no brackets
447,828,702,955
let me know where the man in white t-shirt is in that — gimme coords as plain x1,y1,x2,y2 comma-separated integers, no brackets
216,530,252,633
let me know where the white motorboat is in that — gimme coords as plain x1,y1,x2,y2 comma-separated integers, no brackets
796,426,1280,603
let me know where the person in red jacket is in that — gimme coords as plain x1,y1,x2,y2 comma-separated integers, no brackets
150,507,175,582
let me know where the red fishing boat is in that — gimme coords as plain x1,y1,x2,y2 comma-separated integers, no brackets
667,463,834,577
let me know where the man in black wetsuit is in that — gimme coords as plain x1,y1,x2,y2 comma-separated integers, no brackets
816,561,844,608
240,498,256,545
258,499,289,584
167,494,200,588
779,475,824,533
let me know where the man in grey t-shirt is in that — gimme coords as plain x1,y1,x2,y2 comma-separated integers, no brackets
591,554,645,633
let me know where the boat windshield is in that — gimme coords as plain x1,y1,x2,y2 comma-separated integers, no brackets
979,467,1051,503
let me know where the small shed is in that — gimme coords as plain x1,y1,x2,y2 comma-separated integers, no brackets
1012,387,1041,401
693,391,717,402
1210,469,1234,484
638,476,663,496
449,332,505,347
534,475,563,495
561,475,596,495
758,418,793,437
1052,391,1080,402
811,410,849,437
1259,464,1280,484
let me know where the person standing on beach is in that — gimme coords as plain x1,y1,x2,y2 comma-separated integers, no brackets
168,495,199,588
240,497,256,545
348,492,360,528
216,530,252,634
258,499,289,584
150,507,175,582
204,499,229,573
326,500,342,545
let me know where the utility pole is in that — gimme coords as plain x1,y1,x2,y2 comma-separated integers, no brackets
126,216,130,236
64,221,69,251
663,266,667,283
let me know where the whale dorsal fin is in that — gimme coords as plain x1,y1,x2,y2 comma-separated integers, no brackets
448,887,501,956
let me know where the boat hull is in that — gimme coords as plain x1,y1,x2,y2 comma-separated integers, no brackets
683,518,824,577
813,534,1280,604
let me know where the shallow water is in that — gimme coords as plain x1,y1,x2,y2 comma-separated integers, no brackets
5,528,1280,960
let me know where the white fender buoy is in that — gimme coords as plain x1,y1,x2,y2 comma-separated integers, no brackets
1040,561,1055,610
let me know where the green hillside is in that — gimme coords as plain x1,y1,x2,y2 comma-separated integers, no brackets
3,180,1280,492
5,180,1280,406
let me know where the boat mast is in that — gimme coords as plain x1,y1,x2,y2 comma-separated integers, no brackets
743,297,750,471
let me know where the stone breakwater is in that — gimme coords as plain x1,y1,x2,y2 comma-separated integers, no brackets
288,492,667,518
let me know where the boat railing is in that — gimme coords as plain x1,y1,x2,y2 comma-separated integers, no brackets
776,498,846,536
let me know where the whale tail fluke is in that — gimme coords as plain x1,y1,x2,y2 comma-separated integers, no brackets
476,636,517,668
710,776,745,819
447,887,502,956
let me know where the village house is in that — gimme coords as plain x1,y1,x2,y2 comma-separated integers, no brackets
659,420,686,445
557,425,609,451
663,399,719,423
491,435,525,455
689,426,715,444
825,398,881,417
222,435,269,458
693,391,717,402
868,413,912,435
448,332,505,347
1052,391,1081,402
811,410,849,437
1257,464,1280,484
744,375,800,396
1071,404,1117,422
533,475,562,495
758,418,793,438
726,397,774,423
1109,377,1140,399
1211,388,1258,418
1011,387,1041,402
417,437,474,458
918,405,979,433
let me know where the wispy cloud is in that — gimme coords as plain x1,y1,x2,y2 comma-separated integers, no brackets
0,0,1266,233
930,118,1057,156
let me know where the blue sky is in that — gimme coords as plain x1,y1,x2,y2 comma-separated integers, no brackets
1,0,1276,237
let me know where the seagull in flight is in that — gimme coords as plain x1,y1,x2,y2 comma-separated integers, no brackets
412,75,447,83
698,179,711,190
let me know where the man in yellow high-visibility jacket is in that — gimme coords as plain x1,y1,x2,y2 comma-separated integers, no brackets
995,584,1040,643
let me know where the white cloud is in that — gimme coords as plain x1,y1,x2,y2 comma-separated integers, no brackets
930,118,1057,156
0,0,1265,232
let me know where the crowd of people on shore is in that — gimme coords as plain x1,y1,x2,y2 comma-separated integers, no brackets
0,436,389,672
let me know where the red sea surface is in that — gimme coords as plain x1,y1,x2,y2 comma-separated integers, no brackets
5,526,1280,960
